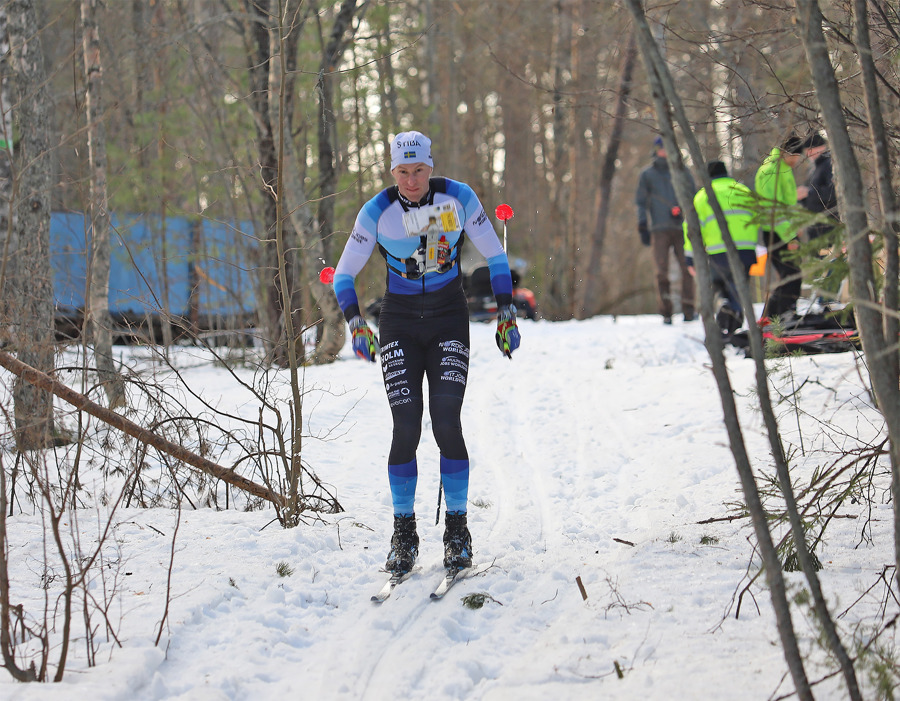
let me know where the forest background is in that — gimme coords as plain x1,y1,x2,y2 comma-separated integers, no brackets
37,0,879,338
1,0,900,697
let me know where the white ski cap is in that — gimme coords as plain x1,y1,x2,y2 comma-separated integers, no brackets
390,131,433,170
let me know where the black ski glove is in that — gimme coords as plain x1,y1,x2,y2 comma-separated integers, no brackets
638,222,650,247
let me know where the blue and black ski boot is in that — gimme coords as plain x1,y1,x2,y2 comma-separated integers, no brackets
385,514,419,574
443,511,473,569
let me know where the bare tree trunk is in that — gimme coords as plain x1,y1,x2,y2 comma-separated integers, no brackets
0,10,12,351
544,0,574,319
148,2,173,353
81,0,126,409
241,0,284,362
0,348,286,508
717,0,766,183
567,0,597,318
796,0,900,594
6,0,57,450
265,2,305,522
424,0,440,137
575,31,637,319
310,0,362,364
0,454,40,680
852,0,899,379
494,16,536,265
624,3,815,698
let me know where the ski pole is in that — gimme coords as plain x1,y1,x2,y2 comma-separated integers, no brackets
495,203,514,252
495,204,517,361
436,479,443,526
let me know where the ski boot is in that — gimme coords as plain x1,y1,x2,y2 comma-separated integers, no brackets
385,514,419,575
443,511,473,570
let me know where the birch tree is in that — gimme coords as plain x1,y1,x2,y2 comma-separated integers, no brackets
81,0,125,409
5,0,57,450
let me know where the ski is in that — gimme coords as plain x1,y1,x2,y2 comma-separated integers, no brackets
371,569,415,603
430,566,473,600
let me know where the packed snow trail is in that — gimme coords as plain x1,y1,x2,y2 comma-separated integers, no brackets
2,315,880,701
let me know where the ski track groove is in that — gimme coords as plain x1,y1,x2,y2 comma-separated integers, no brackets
472,369,551,558
356,573,438,700
335,327,701,698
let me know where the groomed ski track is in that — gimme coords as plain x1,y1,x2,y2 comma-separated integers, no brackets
60,316,878,701
288,319,778,700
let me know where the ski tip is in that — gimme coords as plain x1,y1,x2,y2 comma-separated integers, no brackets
371,588,392,604
371,569,416,603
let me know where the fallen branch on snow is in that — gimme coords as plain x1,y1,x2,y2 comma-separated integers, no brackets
0,349,286,508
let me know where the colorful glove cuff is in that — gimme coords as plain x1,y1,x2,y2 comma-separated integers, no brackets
349,315,380,362
495,304,521,358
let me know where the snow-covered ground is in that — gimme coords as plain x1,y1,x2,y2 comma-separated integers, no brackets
0,314,891,700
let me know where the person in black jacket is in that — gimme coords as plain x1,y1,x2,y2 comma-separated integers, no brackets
635,136,696,324
799,132,838,242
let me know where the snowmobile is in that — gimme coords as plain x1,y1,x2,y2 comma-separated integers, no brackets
463,265,538,323
730,306,860,356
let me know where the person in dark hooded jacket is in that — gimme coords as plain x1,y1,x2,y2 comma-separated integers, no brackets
635,136,696,324
799,132,838,242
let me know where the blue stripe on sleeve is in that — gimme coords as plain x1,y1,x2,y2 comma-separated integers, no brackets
486,253,513,297
442,179,478,219
333,273,359,315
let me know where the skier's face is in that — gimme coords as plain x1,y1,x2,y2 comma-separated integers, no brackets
392,163,433,202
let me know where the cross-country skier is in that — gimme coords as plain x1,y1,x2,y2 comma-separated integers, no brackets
332,130,521,576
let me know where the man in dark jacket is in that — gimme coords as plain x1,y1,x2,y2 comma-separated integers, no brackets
635,136,696,324
799,132,838,241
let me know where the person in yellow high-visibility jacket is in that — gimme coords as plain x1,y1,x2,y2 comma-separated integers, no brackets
684,161,759,336
754,135,805,318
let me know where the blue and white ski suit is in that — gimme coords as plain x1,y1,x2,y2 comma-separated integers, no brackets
333,177,513,517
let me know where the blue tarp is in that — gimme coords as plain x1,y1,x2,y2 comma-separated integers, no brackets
195,218,257,317
50,212,257,319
